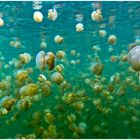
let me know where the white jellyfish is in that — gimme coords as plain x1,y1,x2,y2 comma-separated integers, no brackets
33,11,43,22
48,8,58,21
128,45,140,84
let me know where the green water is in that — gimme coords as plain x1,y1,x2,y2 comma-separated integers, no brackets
0,1,140,139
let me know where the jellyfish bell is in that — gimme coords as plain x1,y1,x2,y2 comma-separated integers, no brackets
108,34,117,45
48,8,58,21
19,53,31,64
36,51,55,71
33,11,43,22
45,52,55,70
128,45,140,84
35,51,46,70
128,46,140,71
51,72,63,85
75,23,84,32
0,18,4,27
54,35,64,44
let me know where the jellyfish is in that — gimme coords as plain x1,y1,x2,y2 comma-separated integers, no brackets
0,18,4,27
36,51,55,70
128,45,140,84
35,51,46,70
33,11,43,22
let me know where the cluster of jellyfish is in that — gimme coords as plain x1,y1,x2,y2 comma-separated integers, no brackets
0,1,139,139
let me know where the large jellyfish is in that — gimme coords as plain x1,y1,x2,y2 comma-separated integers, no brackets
128,45,140,84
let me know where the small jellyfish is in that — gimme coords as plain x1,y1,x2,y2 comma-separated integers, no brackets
33,11,43,22
48,8,58,21
38,74,47,82
108,34,117,45
91,9,102,21
99,30,107,38
40,41,47,49
54,35,64,44
0,18,4,27
56,50,65,59
128,45,140,84
51,72,63,85
19,53,31,64
75,23,84,32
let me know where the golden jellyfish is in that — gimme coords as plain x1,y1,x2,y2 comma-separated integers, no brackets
16,96,32,111
56,50,65,59
99,30,107,38
36,51,55,70
33,11,43,22
19,53,31,64
47,124,57,138
51,72,63,84
45,52,55,70
77,122,87,135
70,60,76,65
19,83,38,97
48,8,58,21
9,41,15,47
70,50,76,56
91,63,104,75
0,18,4,27
55,64,64,73
38,74,47,82
44,112,55,124
14,41,21,48
108,34,117,45
75,23,84,32
1,97,15,111
91,9,102,21
54,35,64,44
15,70,28,85
93,83,103,93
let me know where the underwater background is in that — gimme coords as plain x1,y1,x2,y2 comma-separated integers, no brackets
0,1,140,139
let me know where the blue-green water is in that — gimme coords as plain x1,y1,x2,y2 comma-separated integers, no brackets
0,1,140,139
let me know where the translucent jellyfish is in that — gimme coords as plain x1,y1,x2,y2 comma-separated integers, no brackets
0,18,4,27
128,45,140,83
108,34,117,45
51,72,63,84
45,52,55,70
33,11,43,22
19,53,31,64
99,30,107,38
91,9,102,21
48,8,58,21
36,51,46,70
36,51,55,71
128,46,140,71
75,23,84,32
54,35,64,44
